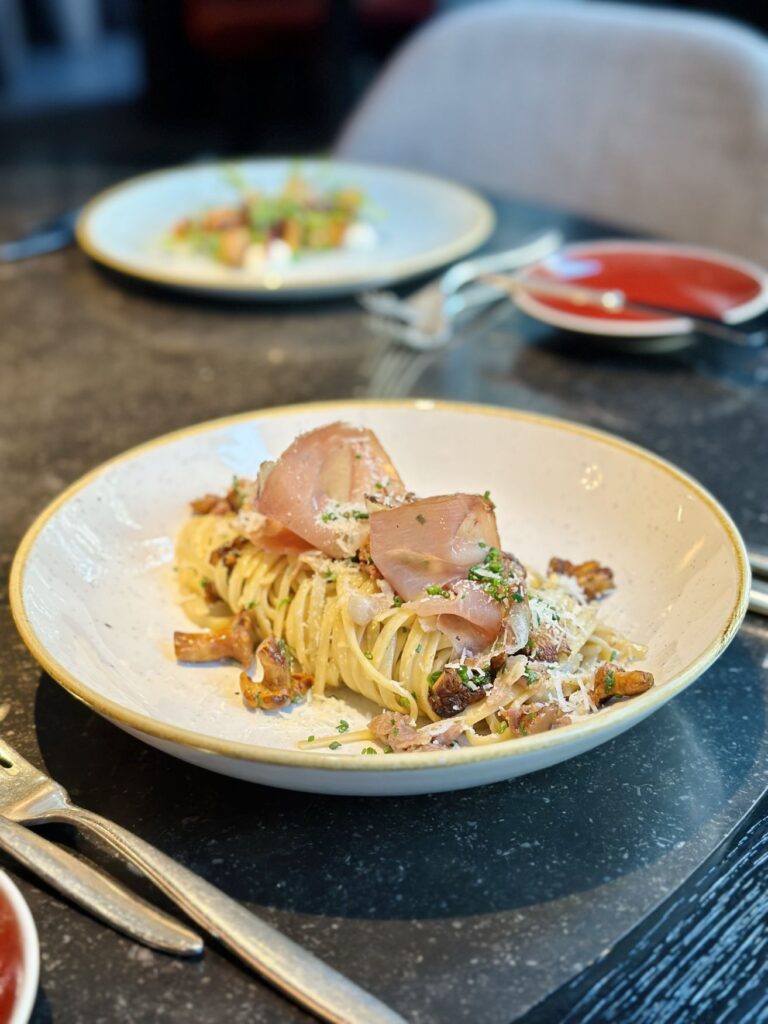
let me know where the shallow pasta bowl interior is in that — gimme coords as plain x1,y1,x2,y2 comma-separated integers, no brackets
10,401,749,796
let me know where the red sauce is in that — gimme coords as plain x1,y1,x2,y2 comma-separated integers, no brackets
0,889,23,1024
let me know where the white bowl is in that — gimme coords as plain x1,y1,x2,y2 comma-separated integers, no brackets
10,401,749,795
0,871,39,1024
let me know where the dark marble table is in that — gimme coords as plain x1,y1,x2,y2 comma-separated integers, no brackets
1,164,767,1024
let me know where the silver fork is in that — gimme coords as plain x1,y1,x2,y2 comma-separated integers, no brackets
0,813,202,955
0,738,405,1024
360,229,563,344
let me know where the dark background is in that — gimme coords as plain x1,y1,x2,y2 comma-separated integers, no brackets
1,0,766,168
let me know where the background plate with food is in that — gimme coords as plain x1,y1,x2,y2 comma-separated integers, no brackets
76,160,495,299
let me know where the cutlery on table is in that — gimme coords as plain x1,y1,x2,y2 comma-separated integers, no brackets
368,265,768,351
482,274,768,350
0,208,79,262
0,738,406,1024
0,814,202,955
359,230,563,339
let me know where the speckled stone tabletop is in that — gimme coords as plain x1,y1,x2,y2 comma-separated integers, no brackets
1,165,767,1024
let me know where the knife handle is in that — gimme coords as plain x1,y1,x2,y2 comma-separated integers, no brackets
54,804,406,1024
0,815,202,956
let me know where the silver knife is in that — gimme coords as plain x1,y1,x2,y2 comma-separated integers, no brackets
0,815,202,955
0,208,79,262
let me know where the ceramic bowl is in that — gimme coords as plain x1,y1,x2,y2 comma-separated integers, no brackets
10,401,749,795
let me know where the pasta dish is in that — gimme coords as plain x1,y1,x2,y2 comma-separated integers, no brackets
173,423,653,754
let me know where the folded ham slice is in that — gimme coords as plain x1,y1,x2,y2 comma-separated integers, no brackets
369,494,500,600
405,580,504,654
247,517,312,556
256,422,405,558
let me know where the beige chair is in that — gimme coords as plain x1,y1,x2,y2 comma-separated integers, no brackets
337,1,768,264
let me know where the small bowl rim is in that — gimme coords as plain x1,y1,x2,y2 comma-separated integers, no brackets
0,870,40,1024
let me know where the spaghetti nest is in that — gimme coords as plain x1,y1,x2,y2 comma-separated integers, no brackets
175,514,647,744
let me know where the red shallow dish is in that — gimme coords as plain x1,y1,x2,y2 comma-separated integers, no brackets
516,240,768,338
0,873,38,1024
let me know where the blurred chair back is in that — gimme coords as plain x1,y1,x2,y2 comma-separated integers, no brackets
337,1,768,264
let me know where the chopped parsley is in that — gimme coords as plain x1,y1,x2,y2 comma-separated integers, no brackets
276,638,294,661
362,747,378,755
337,719,350,733
467,546,520,602
456,665,490,689
307,735,315,743
329,740,342,750
230,477,245,507
425,584,451,598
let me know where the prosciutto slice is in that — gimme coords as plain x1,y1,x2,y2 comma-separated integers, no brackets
369,494,500,600
256,422,405,558
406,580,504,654
247,517,312,556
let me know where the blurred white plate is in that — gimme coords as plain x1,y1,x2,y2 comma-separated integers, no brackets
76,159,495,299
10,401,749,796
0,871,39,1024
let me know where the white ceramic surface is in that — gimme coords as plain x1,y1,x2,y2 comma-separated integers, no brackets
515,240,768,338
76,160,495,298
10,401,749,796
0,871,39,1024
